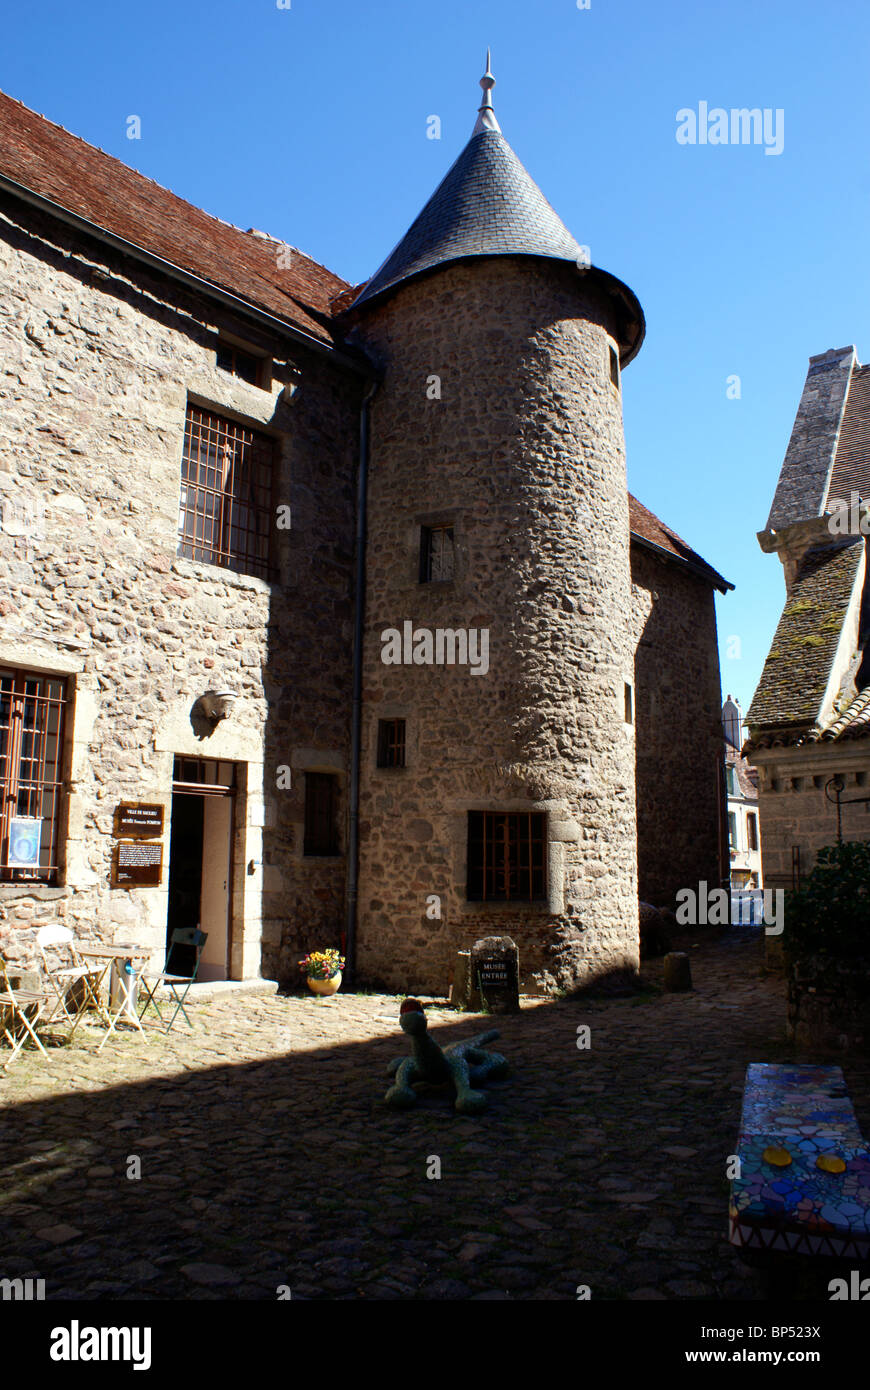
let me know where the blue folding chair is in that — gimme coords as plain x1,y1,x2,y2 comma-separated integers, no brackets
137,928,208,1033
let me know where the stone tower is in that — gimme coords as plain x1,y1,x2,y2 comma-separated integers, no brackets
345,57,646,994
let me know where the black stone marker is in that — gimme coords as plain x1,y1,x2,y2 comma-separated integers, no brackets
470,934,520,1014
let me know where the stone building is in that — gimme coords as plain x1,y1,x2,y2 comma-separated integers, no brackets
0,62,730,996
722,696,762,889
747,347,870,888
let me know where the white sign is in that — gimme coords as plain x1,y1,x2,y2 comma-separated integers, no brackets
7,817,42,868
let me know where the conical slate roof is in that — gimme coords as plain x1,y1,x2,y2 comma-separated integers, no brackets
350,59,644,362
352,126,587,309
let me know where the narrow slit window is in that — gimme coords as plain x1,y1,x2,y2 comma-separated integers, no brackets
609,345,620,388
419,525,455,583
377,719,406,768
624,682,633,724
304,772,339,856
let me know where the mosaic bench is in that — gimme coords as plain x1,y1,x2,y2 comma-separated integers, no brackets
729,1063,870,1259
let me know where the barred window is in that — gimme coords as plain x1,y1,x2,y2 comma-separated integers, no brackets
377,719,406,769
467,811,547,902
304,773,339,856
419,525,455,582
0,669,67,883
178,404,275,579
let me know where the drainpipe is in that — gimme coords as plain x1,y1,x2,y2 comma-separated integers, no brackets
344,376,379,986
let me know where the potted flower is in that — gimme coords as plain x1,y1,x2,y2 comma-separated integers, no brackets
299,948,345,996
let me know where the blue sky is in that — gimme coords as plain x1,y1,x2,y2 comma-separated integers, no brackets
4,0,868,720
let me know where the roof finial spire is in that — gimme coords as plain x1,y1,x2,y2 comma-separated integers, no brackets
473,48,501,135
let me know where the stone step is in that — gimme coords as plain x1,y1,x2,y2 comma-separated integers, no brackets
183,978,279,1003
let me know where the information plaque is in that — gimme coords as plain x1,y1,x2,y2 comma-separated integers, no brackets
114,802,165,838
115,840,163,887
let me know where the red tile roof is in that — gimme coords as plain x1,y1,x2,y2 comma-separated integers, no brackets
0,88,350,347
628,493,731,591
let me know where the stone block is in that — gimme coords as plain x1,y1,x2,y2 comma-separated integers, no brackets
663,951,692,992
449,950,480,1011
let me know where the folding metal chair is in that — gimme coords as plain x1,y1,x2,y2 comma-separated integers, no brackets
35,925,105,1040
137,928,207,1033
0,956,49,1068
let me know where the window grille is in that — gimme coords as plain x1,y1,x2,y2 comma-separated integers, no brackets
178,404,275,579
0,669,67,883
467,811,547,902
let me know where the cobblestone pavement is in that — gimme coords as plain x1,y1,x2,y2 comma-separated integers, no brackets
2,930,869,1301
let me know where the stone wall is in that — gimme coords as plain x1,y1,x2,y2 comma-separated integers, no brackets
750,743,870,889
348,256,640,996
630,544,725,906
787,954,870,1052
0,193,361,982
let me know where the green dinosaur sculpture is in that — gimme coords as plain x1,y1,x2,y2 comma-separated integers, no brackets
385,997,509,1114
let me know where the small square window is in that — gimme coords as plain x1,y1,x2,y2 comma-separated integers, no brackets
377,719,406,768
420,525,455,583
216,344,267,388
609,346,620,388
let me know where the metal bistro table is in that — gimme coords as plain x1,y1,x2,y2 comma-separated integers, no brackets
76,945,151,1051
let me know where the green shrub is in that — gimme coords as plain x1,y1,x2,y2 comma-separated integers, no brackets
785,841,870,962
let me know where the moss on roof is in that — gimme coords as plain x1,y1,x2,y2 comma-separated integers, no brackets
747,540,864,729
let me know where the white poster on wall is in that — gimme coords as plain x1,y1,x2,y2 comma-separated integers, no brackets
7,817,42,868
